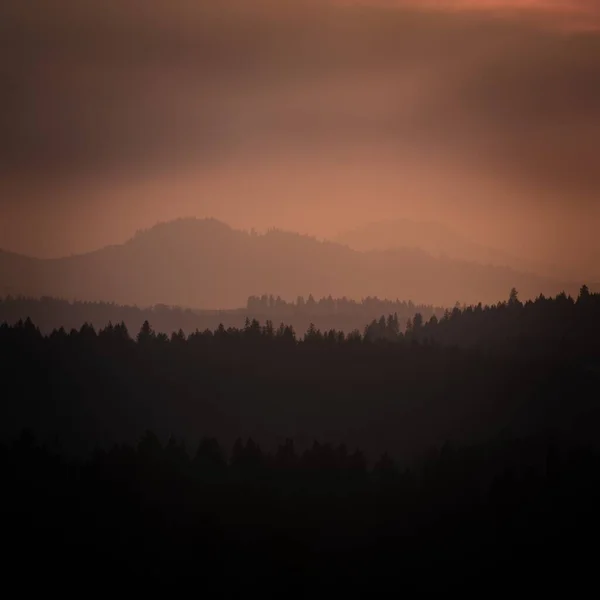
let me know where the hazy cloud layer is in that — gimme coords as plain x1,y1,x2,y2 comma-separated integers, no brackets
1,1,599,277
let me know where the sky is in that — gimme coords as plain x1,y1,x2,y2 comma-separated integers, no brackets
1,0,599,279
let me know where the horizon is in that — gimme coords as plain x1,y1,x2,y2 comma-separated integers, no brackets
1,215,490,257
1,0,599,285
1,213,594,310
2,216,596,293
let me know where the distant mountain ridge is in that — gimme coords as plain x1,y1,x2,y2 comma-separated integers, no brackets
335,218,546,274
0,218,579,308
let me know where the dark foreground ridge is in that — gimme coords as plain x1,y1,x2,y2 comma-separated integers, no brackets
2,286,600,593
3,430,600,594
1,286,599,456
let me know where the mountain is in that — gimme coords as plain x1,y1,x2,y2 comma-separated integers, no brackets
0,218,579,308
335,218,552,275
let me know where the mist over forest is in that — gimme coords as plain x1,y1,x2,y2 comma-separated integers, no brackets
0,218,584,309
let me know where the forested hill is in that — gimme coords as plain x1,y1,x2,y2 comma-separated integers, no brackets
2,288,599,458
365,285,600,355
2,287,597,353
0,294,446,336
336,218,524,267
0,218,576,308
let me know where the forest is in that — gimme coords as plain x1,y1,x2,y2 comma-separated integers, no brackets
2,286,598,452
4,429,599,594
2,286,599,593
0,293,446,336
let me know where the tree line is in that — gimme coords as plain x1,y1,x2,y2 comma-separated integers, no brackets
0,293,446,337
3,428,599,594
3,285,596,350
2,286,600,593
1,286,599,458
366,285,600,354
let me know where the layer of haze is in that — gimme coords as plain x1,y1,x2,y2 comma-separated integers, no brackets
1,0,599,283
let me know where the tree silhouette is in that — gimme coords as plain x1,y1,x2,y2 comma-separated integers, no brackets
137,320,156,344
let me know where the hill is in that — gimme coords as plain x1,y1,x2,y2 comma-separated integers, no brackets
0,218,578,308
335,218,546,272
0,295,447,337
2,289,599,458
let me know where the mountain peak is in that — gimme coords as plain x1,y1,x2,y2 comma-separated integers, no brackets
0,217,577,309
130,217,234,242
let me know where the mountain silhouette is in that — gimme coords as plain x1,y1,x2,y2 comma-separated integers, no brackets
0,218,577,308
336,218,546,272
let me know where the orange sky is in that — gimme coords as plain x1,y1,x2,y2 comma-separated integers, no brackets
354,0,600,27
0,0,599,281
370,0,595,10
